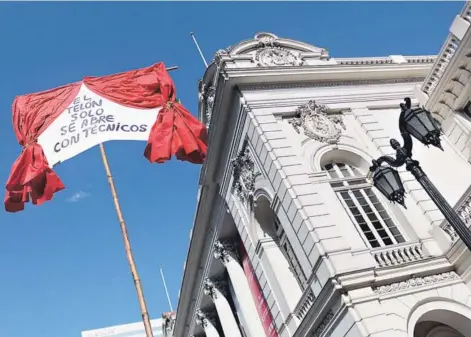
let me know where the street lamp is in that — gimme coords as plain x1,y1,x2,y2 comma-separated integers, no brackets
369,97,471,250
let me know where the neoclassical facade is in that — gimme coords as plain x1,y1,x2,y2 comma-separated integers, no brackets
172,3,471,337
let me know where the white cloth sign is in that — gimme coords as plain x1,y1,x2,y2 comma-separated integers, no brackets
38,83,160,166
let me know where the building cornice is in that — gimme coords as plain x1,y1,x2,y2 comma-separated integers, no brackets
238,77,425,91
223,62,432,83
423,2,471,111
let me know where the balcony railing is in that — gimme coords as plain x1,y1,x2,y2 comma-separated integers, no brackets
372,242,427,268
294,288,316,320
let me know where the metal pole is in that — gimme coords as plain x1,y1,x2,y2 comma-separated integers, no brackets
159,265,174,311
405,158,471,250
190,32,209,68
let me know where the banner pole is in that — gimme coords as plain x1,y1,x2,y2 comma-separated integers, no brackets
97,65,178,337
99,143,154,337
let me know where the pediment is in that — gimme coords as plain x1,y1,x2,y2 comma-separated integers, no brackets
223,32,329,63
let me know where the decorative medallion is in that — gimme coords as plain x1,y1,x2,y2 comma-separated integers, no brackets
231,141,256,207
289,100,345,144
254,47,304,67
373,272,459,295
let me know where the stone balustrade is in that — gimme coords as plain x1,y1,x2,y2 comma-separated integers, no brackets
372,242,427,268
294,288,316,320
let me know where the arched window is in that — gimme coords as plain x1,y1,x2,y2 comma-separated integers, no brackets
322,161,406,248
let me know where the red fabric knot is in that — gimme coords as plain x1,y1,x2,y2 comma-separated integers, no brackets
165,101,174,110
21,139,37,152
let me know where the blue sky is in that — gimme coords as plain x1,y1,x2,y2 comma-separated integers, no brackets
0,2,464,337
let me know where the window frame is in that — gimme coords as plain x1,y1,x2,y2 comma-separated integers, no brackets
323,162,407,248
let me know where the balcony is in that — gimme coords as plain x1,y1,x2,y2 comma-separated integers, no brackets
293,288,316,320
372,242,428,268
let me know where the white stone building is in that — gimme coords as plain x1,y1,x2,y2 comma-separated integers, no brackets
172,3,471,337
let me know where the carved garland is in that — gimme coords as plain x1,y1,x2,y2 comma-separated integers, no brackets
289,100,345,144
231,142,256,207
205,87,216,127
198,80,216,128
373,272,459,295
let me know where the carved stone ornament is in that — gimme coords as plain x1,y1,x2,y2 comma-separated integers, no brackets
255,32,279,48
231,142,256,207
373,272,459,295
198,80,206,103
289,100,345,144
195,309,217,328
205,87,216,128
213,240,239,263
254,47,304,67
312,310,334,337
203,277,229,299
197,80,216,128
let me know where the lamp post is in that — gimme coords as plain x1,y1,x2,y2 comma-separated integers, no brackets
369,97,471,251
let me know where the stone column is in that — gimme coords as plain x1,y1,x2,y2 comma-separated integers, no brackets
195,309,220,337
203,277,242,337
213,240,265,337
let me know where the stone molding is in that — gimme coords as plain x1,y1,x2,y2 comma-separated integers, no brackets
373,271,459,295
239,77,425,91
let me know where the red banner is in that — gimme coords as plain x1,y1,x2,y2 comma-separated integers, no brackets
240,242,278,337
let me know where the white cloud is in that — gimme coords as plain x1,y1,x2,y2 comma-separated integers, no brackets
67,191,90,203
